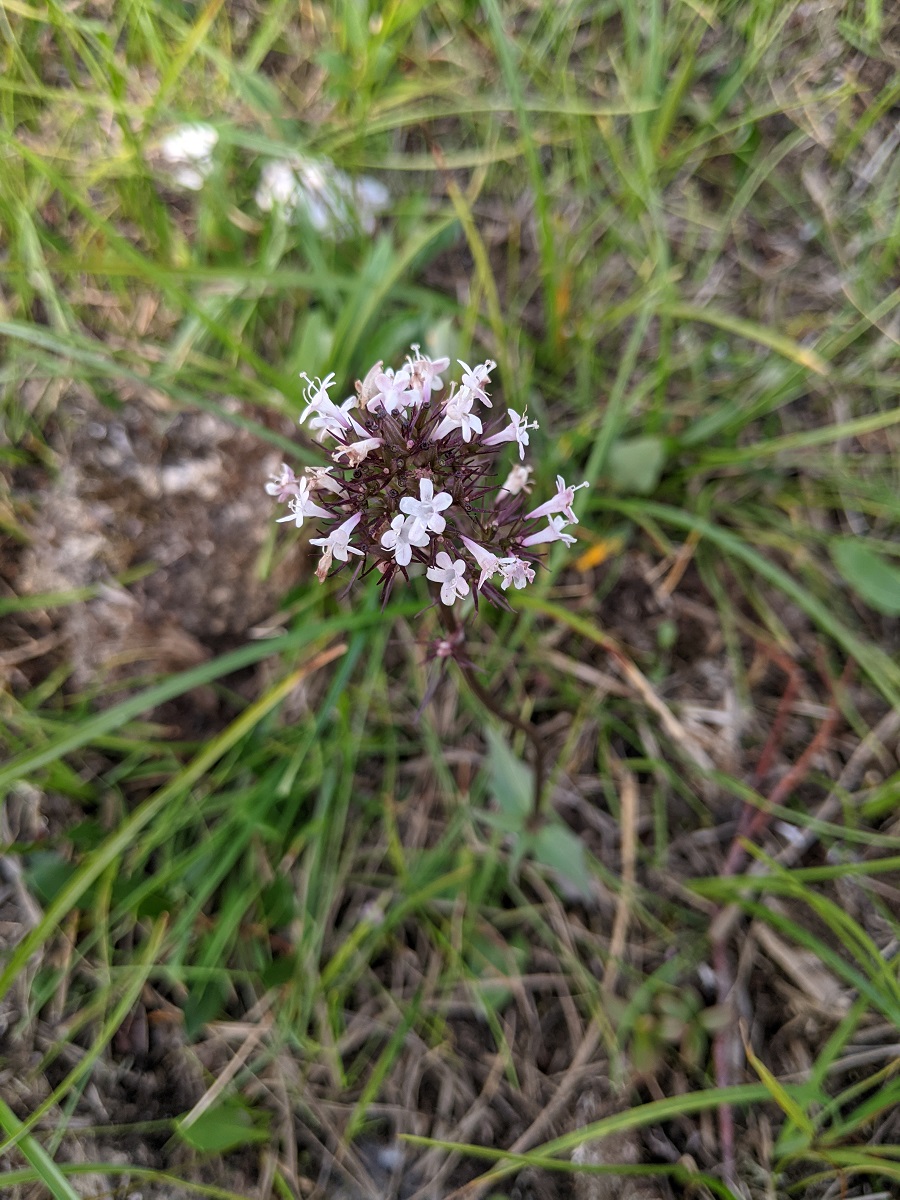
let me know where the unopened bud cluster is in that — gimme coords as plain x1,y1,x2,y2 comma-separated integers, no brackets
268,349,588,607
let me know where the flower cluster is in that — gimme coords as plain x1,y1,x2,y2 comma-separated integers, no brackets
255,156,390,236
158,123,390,239
268,350,588,607
160,123,218,191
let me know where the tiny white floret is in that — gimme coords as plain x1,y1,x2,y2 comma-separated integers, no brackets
399,478,453,536
380,514,429,567
483,408,539,460
526,476,589,524
521,515,577,548
431,387,483,443
498,556,536,590
426,551,470,606
275,479,333,527
310,513,364,581
160,123,218,190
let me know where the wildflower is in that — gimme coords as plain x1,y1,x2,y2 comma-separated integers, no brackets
367,368,414,415
497,464,533,500
275,479,333,527
499,556,536,590
406,347,450,407
461,536,507,590
160,123,218,190
269,348,588,609
380,515,430,567
457,359,495,406
483,408,538,460
304,466,345,496
432,387,483,443
255,156,390,237
310,513,364,581
333,436,383,466
399,478,452,536
521,515,577,547
526,475,589,524
298,374,356,443
265,463,303,502
427,552,470,606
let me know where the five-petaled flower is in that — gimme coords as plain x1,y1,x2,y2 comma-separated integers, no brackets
432,387,483,443
483,408,538,460
427,552,470,606
521,515,577,547
526,475,589,524
265,463,303,503
275,479,333,527
380,514,430,567
370,368,414,415
310,513,364,581
399,478,452,536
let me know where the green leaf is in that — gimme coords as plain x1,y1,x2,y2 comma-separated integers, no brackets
608,436,667,495
183,978,229,1040
532,823,593,900
260,876,295,927
831,539,900,616
23,852,79,907
485,727,531,824
176,1097,270,1155
0,1096,81,1200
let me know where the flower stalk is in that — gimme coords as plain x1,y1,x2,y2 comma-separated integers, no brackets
437,605,547,822
269,348,588,818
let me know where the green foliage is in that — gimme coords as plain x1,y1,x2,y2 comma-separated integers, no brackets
831,538,900,616
483,726,593,899
176,1097,271,1155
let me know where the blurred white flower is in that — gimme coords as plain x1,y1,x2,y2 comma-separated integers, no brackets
497,464,533,500
160,123,218,191
255,155,390,236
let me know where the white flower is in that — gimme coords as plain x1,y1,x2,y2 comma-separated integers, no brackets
255,160,301,213
265,462,303,502
431,387,483,443
298,374,356,442
521,515,577,547
461,535,507,590
255,156,390,237
483,408,539,460
499,556,535,590
304,466,345,496
275,479,333,527
457,359,495,407
426,551,470,606
497,464,533,499
406,347,450,407
366,368,414,415
399,478,453,536
333,436,383,466
380,514,429,566
298,371,337,417
310,513,364,581
526,475,589,524
160,123,218,190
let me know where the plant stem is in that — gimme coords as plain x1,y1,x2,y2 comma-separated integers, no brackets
438,606,547,821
